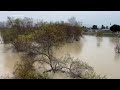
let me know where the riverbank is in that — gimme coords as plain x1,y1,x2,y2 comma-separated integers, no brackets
83,32,119,37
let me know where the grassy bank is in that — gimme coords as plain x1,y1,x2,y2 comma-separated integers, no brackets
83,32,118,37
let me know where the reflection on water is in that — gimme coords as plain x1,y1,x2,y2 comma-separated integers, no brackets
96,37,103,47
109,37,120,46
54,35,120,79
0,43,20,78
114,53,120,61
53,39,84,58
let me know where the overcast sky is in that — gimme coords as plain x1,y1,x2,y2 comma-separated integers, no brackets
0,11,120,27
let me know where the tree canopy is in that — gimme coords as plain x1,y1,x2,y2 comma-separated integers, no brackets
92,25,98,29
110,24,120,33
101,25,105,29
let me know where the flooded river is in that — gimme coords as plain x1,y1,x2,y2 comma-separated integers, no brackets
0,35,20,78
0,35,120,79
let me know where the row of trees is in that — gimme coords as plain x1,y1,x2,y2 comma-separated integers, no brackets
87,24,120,35
1,17,83,44
92,25,109,29
0,17,83,30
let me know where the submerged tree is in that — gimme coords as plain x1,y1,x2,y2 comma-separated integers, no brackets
13,54,106,79
0,17,105,79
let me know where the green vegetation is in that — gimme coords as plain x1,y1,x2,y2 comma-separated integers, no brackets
92,25,98,29
110,24,120,33
0,17,106,79
13,55,106,79
96,32,103,37
83,31,117,37
13,56,49,79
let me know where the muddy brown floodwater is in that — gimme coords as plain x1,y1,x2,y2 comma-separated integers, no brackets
53,35,120,79
0,35,120,79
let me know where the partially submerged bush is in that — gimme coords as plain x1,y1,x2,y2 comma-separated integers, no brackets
13,55,106,79
13,56,49,79
1,17,83,46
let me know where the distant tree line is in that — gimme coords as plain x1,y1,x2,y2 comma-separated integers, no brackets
91,25,109,29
